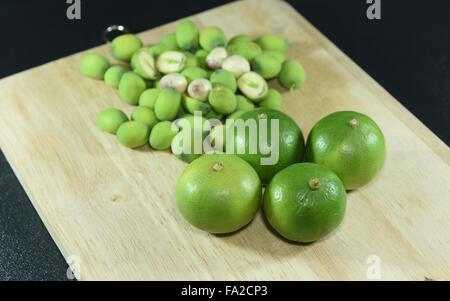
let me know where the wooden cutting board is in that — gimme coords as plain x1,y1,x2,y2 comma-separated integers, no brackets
0,0,448,281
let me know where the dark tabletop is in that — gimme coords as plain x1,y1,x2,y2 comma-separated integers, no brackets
0,0,449,280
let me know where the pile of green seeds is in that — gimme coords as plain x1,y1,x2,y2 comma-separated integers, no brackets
80,20,306,161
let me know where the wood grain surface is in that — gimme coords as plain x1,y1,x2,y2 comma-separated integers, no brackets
0,0,448,280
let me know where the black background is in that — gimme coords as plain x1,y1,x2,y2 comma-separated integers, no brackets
0,0,449,280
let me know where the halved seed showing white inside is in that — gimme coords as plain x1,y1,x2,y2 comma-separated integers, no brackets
206,47,228,70
160,73,188,94
156,51,186,73
237,71,268,100
187,78,212,101
222,55,250,78
138,51,159,79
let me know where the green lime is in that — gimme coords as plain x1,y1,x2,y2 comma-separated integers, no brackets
264,163,346,243
176,154,261,234
306,111,386,190
232,108,305,184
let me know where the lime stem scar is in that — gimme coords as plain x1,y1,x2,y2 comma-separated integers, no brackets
257,113,268,120
308,178,321,190
349,118,360,128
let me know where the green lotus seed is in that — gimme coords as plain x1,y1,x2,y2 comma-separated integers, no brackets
221,55,250,78
263,50,284,64
259,89,282,110
279,59,306,89
251,54,282,79
181,67,208,84
160,33,180,51
176,20,199,51
187,78,212,101
228,42,262,62
79,53,110,79
97,108,128,134
237,71,269,101
159,73,188,94
111,34,143,62
149,121,180,150
116,121,150,148
256,34,289,53
131,106,159,129
210,69,237,92
205,47,228,70
154,88,182,121
182,95,211,115
208,84,237,115
118,72,147,105
131,48,159,80
236,95,255,112
156,51,186,74
228,34,253,46
139,88,160,109
199,27,227,51
104,65,128,88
